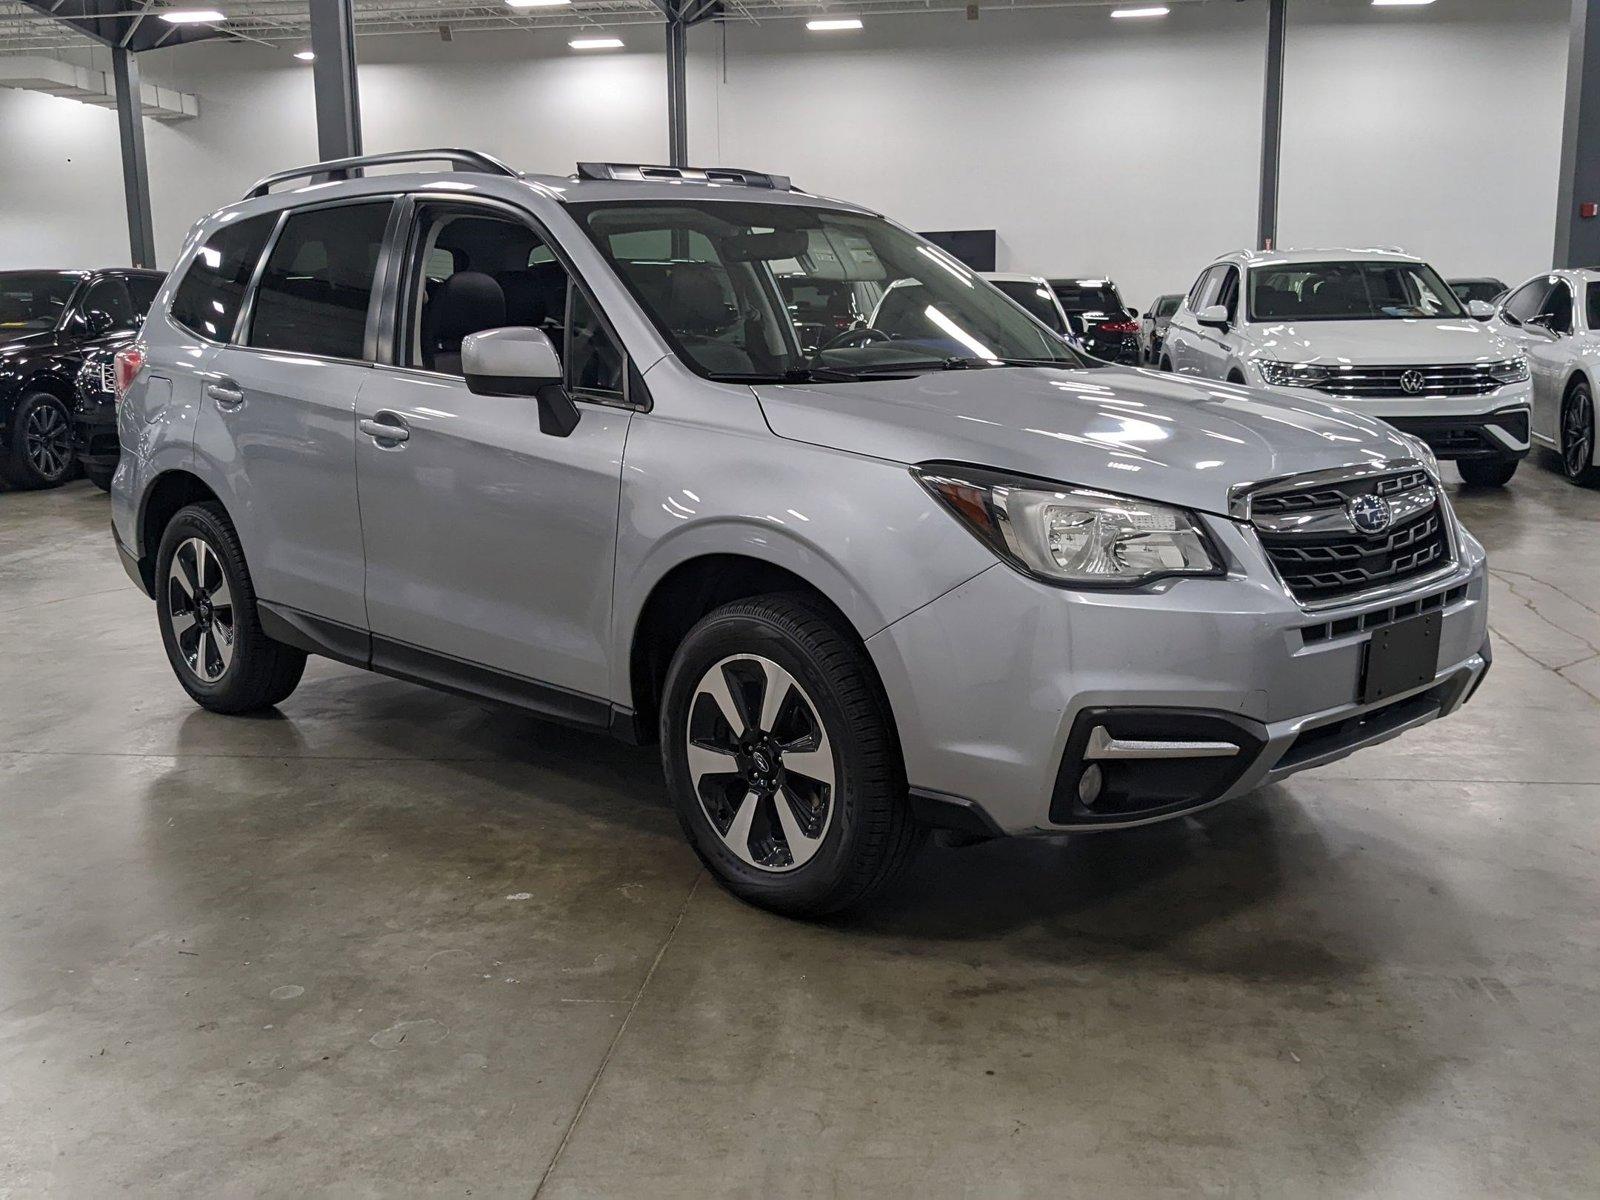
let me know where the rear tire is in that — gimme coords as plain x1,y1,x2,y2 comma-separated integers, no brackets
660,594,921,918
1457,457,1518,488
1560,379,1600,487
1,392,75,489
84,463,115,492
155,502,306,714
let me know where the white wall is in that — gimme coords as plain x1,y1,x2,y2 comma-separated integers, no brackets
0,0,1569,305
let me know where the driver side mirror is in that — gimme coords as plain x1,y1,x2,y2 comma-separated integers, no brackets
1196,303,1231,331
462,326,581,438
84,309,116,336
1467,300,1496,321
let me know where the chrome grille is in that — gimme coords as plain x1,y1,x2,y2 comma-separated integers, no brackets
1242,466,1456,607
97,359,117,394
1305,363,1509,399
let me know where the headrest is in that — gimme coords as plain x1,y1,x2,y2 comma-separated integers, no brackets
427,271,505,345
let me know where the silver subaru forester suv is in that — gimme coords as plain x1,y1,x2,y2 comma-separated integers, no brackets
110,151,1491,916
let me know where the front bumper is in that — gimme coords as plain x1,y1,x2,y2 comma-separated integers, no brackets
1280,382,1533,460
867,518,1490,835
72,417,119,468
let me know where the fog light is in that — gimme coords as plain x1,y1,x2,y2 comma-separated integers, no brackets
1078,763,1104,808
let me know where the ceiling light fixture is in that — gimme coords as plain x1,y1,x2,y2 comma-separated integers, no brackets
159,8,225,22
293,49,314,60
806,17,863,30
569,35,623,49
1371,0,1436,6
506,0,572,7
1109,5,1170,17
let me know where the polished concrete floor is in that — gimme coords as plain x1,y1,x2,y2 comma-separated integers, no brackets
1,459,1597,1198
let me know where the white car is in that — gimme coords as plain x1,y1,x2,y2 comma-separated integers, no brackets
980,272,1073,338
1162,249,1534,487
1492,269,1600,486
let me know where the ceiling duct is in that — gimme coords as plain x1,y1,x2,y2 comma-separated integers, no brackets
0,53,199,119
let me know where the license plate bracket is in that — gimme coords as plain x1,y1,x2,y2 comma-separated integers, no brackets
1359,611,1442,705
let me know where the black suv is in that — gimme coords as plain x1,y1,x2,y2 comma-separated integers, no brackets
0,269,163,490
1048,277,1141,365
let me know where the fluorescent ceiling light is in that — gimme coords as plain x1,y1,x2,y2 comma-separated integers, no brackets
806,17,863,30
158,8,225,23
1371,0,1435,6
1109,5,1169,17
507,0,571,7
293,49,314,60
568,35,623,49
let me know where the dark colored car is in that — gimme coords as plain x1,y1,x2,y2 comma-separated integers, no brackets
0,268,163,490
73,345,122,491
1449,277,1509,316
1048,277,1141,364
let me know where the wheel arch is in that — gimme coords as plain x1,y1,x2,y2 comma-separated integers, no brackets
135,469,225,592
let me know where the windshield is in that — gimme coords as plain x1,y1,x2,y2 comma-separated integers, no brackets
989,280,1067,334
1050,281,1124,315
1249,261,1465,321
570,200,1082,381
0,272,78,334
1153,295,1181,318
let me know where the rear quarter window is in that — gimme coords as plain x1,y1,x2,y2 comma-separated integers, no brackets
169,214,278,341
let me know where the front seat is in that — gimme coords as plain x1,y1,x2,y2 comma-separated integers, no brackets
422,271,506,374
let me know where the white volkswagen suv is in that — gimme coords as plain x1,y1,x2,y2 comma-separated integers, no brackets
1493,269,1600,485
1163,249,1533,487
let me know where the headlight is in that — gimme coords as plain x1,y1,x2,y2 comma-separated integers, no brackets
1399,432,1440,479
1256,359,1332,388
914,465,1222,587
1489,357,1529,385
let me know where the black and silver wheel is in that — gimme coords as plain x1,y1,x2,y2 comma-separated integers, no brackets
1560,380,1600,486
2,393,75,489
661,595,920,917
1457,456,1518,488
156,502,306,713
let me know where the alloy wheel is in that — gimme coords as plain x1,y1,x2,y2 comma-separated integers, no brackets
167,537,235,684
24,401,72,481
1564,387,1594,479
685,654,836,873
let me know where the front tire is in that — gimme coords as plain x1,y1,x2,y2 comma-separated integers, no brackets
1560,380,1600,486
1457,457,1518,488
155,502,306,713
1,392,75,489
660,594,920,917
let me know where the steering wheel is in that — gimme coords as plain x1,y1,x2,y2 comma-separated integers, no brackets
818,326,893,352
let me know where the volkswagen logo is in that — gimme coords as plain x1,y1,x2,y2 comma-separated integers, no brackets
1347,493,1393,536
1399,369,1427,395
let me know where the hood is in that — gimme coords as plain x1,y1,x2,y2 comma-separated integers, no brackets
0,329,55,351
753,365,1417,517
1240,318,1514,365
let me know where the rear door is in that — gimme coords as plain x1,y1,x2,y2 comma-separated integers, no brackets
193,198,395,629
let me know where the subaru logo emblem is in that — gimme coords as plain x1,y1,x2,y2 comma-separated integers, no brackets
1399,370,1427,395
1347,493,1392,535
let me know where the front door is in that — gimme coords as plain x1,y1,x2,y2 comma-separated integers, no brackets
354,199,634,702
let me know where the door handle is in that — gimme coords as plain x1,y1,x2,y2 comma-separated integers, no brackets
359,414,410,444
205,380,244,408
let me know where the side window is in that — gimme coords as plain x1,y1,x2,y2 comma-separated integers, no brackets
1184,268,1213,310
1501,280,1551,328
567,286,625,398
1541,281,1574,334
1215,267,1241,321
247,201,391,359
1588,282,1600,332
78,277,135,332
170,214,277,341
1196,267,1226,311
127,276,162,319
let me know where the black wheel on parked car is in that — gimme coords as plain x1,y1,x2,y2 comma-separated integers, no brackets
660,594,921,918
1560,379,1599,487
1457,457,1519,488
84,463,115,492
1,392,76,490
155,502,306,713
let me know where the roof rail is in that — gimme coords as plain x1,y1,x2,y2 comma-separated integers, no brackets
244,148,519,199
575,162,794,191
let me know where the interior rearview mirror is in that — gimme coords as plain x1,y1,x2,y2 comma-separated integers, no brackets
462,326,581,437
1196,304,1230,330
1467,300,1495,321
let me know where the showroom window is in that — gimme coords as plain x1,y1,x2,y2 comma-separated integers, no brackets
246,202,393,360
169,213,277,341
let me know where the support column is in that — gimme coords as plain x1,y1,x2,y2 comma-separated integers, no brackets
111,46,157,269
309,0,362,162
1556,0,1600,267
666,12,688,167
1257,0,1286,252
